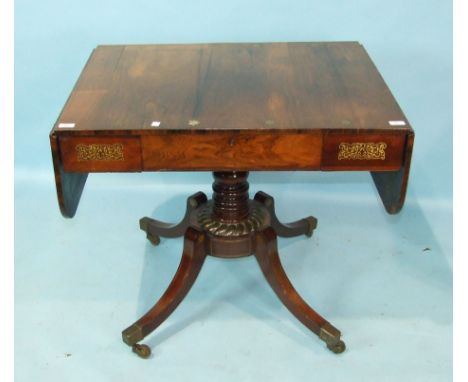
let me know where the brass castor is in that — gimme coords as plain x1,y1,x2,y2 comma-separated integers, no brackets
132,343,151,359
327,340,346,354
146,233,160,246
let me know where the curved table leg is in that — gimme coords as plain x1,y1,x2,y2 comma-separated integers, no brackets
254,191,317,238
140,192,207,245
122,227,207,357
254,228,345,353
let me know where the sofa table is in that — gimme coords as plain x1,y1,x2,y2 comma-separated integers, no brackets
50,42,414,358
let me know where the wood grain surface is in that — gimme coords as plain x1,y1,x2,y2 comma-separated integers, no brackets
141,132,322,170
52,42,411,133
50,42,414,216
50,134,88,217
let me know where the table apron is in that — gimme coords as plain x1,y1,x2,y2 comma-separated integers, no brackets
58,131,407,172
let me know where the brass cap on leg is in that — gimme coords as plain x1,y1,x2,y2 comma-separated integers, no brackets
319,322,346,354
305,216,318,237
122,324,144,346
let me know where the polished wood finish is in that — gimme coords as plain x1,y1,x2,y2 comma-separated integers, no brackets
212,171,250,220
141,132,322,171
50,42,414,217
52,43,410,133
122,227,207,347
255,228,344,353
139,192,207,245
127,171,344,356
50,134,88,218
50,42,414,357
254,191,317,237
255,227,327,333
371,131,415,213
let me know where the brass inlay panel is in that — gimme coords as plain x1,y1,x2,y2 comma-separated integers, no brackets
338,142,387,160
76,143,124,161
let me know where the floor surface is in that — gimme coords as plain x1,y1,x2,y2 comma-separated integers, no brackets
15,171,452,382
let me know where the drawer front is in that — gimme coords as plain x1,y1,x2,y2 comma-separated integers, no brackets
141,132,322,170
60,136,142,172
321,133,406,170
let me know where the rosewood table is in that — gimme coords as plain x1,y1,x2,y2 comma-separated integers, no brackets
50,42,414,358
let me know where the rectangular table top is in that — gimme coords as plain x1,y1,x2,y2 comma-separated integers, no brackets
50,42,414,218
52,42,410,134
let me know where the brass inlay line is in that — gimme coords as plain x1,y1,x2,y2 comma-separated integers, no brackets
75,143,124,161
338,142,387,160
